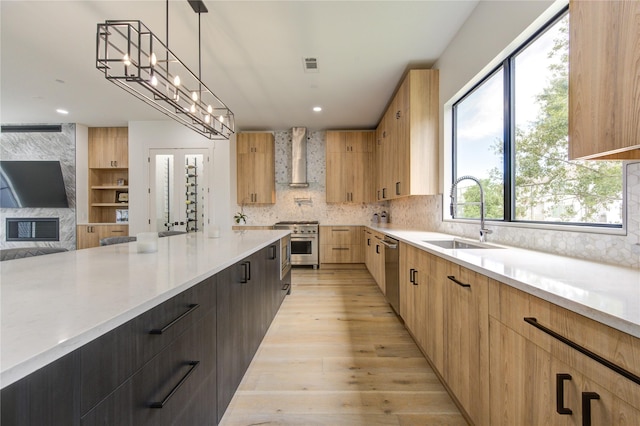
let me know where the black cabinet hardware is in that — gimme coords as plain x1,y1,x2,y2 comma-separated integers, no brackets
376,245,380,254
282,283,290,291
332,247,349,251
367,238,371,246
269,245,277,260
382,188,387,199
412,269,418,285
447,275,470,288
396,182,401,195
149,361,200,409
332,228,350,232
524,317,640,385
409,268,415,284
556,373,573,415
149,304,200,335
240,261,250,283
581,392,600,426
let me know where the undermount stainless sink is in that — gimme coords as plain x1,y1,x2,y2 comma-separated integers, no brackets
422,239,503,250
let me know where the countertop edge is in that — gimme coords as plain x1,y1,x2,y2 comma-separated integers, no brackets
0,230,289,389
366,225,640,339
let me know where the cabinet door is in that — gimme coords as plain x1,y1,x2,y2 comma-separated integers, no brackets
443,262,490,425
325,151,347,202
569,0,640,160
236,133,275,205
77,225,100,249
88,127,128,168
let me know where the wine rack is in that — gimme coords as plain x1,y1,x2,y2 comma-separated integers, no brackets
185,159,199,232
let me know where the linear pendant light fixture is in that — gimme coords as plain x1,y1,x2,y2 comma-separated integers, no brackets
96,0,234,140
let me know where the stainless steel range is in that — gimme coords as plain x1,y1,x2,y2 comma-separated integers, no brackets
273,221,319,269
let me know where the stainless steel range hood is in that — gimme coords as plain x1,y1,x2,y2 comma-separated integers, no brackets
289,127,309,187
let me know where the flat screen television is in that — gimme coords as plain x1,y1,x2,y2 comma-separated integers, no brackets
0,161,69,208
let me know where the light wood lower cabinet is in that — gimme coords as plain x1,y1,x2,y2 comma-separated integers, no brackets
320,226,363,264
77,224,129,249
364,228,385,293
489,280,640,425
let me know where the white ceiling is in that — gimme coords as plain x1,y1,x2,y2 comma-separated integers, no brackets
0,1,478,132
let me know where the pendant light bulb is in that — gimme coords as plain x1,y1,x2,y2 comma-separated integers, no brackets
151,74,158,86
207,105,213,114
219,115,224,123
123,53,131,66
190,104,196,114
173,75,181,87
150,52,157,66
192,91,199,102
205,114,210,124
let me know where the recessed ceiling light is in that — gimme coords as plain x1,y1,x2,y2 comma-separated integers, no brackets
56,109,69,115
313,106,322,112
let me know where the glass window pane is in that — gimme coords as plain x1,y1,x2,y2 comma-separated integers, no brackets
454,69,504,220
514,15,623,225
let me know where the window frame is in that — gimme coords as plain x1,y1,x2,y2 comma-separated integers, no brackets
450,6,624,231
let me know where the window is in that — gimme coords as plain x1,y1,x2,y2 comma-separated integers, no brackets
452,10,623,227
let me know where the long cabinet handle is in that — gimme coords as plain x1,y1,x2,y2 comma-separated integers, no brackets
556,374,573,415
331,229,350,232
149,361,200,408
332,247,349,251
149,304,200,335
524,317,640,385
412,269,418,285
447,275,470,288
240,261,251,284
581,392,600,426
376,245,380,254
396,182,401,195
409,268,415,284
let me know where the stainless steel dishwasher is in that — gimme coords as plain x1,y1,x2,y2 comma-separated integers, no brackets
380,235,399,314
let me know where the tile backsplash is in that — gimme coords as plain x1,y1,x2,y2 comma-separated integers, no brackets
238,130,638,269
238,130,383,225
389,162,640,269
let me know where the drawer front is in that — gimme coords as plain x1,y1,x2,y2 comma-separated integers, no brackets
320,244,362,263
81,310,216,426
320,226,362,245
80,277,215,414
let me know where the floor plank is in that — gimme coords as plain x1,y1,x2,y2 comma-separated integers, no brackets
219,267,466,425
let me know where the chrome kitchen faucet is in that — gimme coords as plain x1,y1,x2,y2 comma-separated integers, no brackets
450,175,492,243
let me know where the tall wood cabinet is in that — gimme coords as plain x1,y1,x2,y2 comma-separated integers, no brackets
78,127,129,249
375,69,439,201
569,0,640,160
236,132,275,205
325,131,374,203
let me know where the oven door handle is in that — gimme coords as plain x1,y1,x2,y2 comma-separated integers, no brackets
290,235,317,240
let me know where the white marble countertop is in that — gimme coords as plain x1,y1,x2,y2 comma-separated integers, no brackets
368,224,640,339
0,230,289,389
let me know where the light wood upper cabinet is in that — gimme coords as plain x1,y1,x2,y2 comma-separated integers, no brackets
236,132,275,205
88,127,128,168
325,131,374,203
569,0,640,160
375,69,439,201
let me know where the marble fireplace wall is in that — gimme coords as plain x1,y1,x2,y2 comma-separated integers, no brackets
0,123,76,251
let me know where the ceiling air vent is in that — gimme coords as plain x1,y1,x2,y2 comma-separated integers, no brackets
303,57,319,73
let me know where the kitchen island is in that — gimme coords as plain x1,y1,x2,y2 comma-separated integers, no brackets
1,229,290,425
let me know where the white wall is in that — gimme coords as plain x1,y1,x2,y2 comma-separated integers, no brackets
128,121,233,236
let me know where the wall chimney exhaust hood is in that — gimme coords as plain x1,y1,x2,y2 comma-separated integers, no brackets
290,127,309,187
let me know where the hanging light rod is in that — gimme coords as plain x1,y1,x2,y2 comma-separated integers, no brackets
95,0,234,140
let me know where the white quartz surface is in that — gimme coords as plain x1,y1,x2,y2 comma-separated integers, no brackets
369,224,640,339
0,230,289,388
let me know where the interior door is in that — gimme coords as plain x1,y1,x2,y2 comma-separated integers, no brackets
149,149,209,233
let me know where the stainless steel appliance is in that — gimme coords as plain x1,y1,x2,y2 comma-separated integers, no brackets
273,221,319,269
380,235,399,314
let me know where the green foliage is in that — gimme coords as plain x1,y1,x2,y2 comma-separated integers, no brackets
461,16,622,224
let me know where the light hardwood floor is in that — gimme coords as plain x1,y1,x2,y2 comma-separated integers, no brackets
219,266,467,425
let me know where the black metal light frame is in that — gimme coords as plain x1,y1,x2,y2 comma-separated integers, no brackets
96,5,234,140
